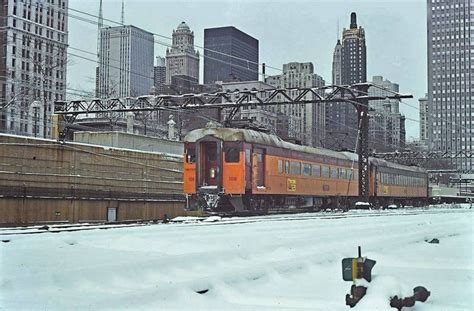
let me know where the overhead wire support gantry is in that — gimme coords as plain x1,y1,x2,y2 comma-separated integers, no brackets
54,83,413,202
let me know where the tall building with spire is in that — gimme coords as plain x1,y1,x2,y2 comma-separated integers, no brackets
325,12,367,151
332,39,342,85
120,0,125,25
166,22,200,85
427,0,472,172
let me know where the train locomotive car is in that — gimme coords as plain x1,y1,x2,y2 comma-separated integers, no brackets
183,126,428,212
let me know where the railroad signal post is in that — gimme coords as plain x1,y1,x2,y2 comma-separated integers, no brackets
342,246,376,307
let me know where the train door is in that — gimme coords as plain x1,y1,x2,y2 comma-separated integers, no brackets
253,148,265,187
244,144,252,190
200,141,221,187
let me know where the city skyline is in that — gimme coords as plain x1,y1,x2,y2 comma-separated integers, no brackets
67,0,427,140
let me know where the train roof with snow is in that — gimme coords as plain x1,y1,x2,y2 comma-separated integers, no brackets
185,127,426,174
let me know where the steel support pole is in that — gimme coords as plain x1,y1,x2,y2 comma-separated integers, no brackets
354,85,370,202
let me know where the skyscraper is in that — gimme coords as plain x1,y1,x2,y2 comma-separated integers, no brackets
419,95,429,145
204,26,259,84
166,22,199,85
154,56,166,94
98,25,154,98
332,39,342,85
326,12,367,151
265,62,325,146
368,76,406,152
427,0,473,171
0,0,68,138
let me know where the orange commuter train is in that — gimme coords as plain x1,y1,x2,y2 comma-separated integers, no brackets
183,127,428,212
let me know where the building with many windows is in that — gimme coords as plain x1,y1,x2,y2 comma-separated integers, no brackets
368,76,406,152
204,26,259,84
419,94,429,145
153,56,166,94
265,62,325,146
97,25,154,98
326,12,367,151
0,0,68,137
427,0,473,171
220,81,278,133
166,22,200,85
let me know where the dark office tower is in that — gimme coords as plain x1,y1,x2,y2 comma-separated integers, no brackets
325,12,367,151
154,56,166,94
342,13,367,84
427,0,473,172
204,26,259,84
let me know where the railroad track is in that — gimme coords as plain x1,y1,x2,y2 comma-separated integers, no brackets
1,207,471,236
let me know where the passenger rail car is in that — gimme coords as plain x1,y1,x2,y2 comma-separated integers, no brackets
183,127,428,212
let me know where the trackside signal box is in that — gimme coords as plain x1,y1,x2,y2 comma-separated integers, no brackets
342,246,376,282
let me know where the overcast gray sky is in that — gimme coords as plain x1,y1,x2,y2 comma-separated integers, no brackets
67,0,426,140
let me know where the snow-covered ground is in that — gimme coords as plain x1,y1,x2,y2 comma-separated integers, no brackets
1,207,473,310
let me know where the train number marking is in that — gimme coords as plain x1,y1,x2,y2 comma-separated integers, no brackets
287,179,296,192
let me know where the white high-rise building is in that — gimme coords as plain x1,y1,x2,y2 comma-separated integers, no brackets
0,0,68,138
98,25,154,98
369,76,400,113
368,76,406,152
166,22,200,85
265,62,325,146
427,0,473,171
419,95,429,144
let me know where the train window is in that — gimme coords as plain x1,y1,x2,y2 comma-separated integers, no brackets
339,168,346,179
285,160,290,174
348,169,355,180
330,167,338,179
290,161,301,175
224,147,240,163
186,148,196,163
303,163,311,176
312,165,321,177
278,159,283,174
321,166,330,178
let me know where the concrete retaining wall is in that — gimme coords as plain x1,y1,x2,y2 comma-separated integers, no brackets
0,134,188,226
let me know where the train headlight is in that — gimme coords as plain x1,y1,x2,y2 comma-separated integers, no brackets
210,168,216,179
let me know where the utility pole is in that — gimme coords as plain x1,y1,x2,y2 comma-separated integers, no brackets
353,84,370,202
